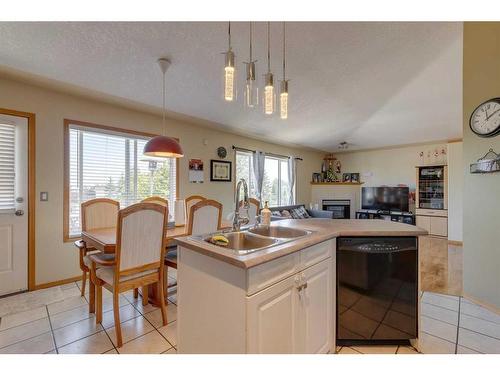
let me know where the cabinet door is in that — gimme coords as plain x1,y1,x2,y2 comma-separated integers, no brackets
416,215,431,232
430,216,448,237
247,273,300,353
298,259,332,354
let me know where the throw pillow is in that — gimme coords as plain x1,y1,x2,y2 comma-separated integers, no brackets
272,210,282,217
281,209,292,218
290,208,301,219
296,206,311,219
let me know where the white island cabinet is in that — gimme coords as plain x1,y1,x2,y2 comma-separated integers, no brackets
177,239,336,354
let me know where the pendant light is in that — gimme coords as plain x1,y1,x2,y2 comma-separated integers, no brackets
243,22,258,108
280,22,289,120
223,21,236,101
143,58,184,158
263,22,275,115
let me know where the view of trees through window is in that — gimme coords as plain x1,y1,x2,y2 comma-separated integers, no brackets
68,126,176,236
235,151,293,207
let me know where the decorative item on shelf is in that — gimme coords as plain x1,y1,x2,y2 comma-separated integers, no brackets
323,153,341,182
350,173,360,183
313,173,323,183
188,159,204,183
470,149,500,174
210,160,232,181
217,146,227,159
143,58,184,158
342,173,351,183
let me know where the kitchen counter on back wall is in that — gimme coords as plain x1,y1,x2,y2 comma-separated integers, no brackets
175,218,427,354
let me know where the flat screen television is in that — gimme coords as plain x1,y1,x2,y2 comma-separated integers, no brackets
361,187,409,212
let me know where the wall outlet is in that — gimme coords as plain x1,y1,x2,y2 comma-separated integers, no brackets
40,192,48,201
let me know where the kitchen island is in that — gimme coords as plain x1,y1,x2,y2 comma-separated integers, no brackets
175,219,427,354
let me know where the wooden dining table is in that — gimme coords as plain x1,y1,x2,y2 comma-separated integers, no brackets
81,221,231,306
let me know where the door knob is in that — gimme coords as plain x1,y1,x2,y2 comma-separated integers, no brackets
15,209,24,216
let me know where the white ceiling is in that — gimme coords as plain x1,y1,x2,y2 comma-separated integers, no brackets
0,22,463,152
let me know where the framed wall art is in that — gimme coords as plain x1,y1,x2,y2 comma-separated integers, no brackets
210,160,232,182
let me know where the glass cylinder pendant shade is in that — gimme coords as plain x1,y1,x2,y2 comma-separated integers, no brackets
280,80,288,119
263,72,275,115
244,61,259,108
223,50,235,101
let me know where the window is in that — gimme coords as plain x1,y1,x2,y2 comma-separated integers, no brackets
235,150,294,206
0,123,15,211
64,121,177,238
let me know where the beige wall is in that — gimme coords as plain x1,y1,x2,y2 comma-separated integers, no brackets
0,75,323,285
462,22,500,308
447,142,464,242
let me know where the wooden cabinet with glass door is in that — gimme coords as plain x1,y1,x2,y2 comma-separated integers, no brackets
415,165,448,237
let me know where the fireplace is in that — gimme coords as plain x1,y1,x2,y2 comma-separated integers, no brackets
322,199,351,219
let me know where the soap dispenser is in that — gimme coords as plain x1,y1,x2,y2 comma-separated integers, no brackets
261,201,271,226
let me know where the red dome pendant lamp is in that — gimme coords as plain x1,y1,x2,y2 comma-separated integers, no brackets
143,58,184,158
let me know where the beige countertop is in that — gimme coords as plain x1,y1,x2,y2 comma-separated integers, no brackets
175,218,428,269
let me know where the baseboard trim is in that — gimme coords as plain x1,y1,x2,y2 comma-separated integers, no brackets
462,293,500,316
448,240,463,246
34,275,82,290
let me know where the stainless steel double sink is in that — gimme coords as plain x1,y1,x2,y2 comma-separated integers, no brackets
193,226,312,255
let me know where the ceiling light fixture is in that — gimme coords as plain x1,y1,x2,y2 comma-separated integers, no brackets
263,22,275,115
280,22,289,120
143,58,184,158
223,21,235,102
243,22,258,108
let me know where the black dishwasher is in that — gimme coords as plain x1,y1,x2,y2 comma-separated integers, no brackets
336,237,418,345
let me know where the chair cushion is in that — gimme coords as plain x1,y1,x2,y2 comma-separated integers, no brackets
95,267,157,285
165,249,177,266
83,253,115,268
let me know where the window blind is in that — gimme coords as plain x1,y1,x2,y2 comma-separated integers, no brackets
68,124,176,236
0,123,15,211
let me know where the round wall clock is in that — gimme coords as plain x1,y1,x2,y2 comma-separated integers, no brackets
469,98,500,137
217,146,227,159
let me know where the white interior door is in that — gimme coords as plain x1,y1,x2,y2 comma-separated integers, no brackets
0,114,28,296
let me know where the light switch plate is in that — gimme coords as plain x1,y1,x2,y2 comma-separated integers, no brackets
40,192,48,201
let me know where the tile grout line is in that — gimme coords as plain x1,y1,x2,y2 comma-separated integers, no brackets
421,301,460,313
0,315,50,335
0,330,52,351
101,326,119,354
455,297,461,354
131,296,176,350
45,305,59,354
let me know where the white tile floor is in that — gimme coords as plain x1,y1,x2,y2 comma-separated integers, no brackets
1,273,499,354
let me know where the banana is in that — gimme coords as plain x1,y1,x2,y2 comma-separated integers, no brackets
211,235,229,244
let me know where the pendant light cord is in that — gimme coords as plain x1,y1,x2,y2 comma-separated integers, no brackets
249,22,253,61
228,21,232,50
267,22,271,73
162,68,166,136
282,22,286,80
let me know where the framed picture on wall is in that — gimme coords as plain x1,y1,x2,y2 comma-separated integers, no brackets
210,160,232,182
351,173,360,183
342,173,351,183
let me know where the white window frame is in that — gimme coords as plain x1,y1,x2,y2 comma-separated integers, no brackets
234,150,295,207
64,120,178,240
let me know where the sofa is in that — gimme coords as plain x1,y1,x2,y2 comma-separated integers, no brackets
269,204,333,221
